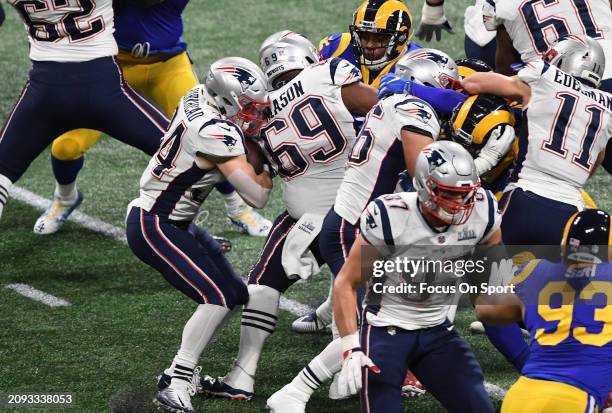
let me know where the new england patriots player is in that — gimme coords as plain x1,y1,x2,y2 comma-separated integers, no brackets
335,141,498,413
198,31,378,403
0,0,169,223
476,209,612,413
126,57,272,413
319,0,418,89
34,0,272,237
482,0,612,174
463,34,612,373
265,51,452,412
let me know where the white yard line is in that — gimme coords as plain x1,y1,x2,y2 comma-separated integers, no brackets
5,283,70,307
7,185,506,400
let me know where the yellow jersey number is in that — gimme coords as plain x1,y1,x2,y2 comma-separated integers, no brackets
536,281,612,347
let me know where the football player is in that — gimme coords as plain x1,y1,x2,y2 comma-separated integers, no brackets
126,57,272,413
33,0,272,237
0,0,168,223
268,50,454,411
198,31,378,403
481,0,612,174
463,35,612,372
334,141,498,413
319,0,418,89
475,209,612,413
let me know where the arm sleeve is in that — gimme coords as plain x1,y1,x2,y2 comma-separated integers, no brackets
196,119,245,158
393,97,441,139
410,82,467,115
225,169,271,209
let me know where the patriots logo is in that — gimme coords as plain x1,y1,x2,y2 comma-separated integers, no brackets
220,135,237,150
410,50,449,66
217,66,257,92
408,106,432,122
425,149,446,172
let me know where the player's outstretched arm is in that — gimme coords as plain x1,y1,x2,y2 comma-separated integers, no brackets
341,82,379,116
462,72,531,104
209,154,272,209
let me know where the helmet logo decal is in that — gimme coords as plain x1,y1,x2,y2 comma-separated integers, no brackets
217,66,257,92
410,50,450,67
425,149,446,172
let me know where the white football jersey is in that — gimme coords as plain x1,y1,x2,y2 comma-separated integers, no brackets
130,86,244,222
334,95,440,225
507,61,612,207
485,0,612,79
9,0,117,62
261,58,360,219
361,190,501,330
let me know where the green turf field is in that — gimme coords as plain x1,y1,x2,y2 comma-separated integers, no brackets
0,1,610,412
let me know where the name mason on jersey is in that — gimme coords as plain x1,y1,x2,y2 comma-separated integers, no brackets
553,69,612,110
269,80,305,117
183,88,204,121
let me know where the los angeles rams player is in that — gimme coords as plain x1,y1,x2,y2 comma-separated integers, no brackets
334,141,498,413
199,31,378,403
0,0,168,224
319,0,418,90
482,0,612,174
34,0,272,237
476,209,612,413
126,57,272,413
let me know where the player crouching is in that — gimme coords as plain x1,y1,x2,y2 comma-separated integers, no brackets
126,57,272,413
333,141,498,413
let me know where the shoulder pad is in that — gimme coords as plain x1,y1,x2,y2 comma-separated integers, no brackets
325,57,362,86
360,194,411,253
197,118,245,158
474,188,501,242
319,32,351,59
392,96,440,139
517,61,549,85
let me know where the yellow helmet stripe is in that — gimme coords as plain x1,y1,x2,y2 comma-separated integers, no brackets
354,1,368,25
458,67,477,79
472,111,515,145
561,212,580,246
452,95,477,136
377,1,410,31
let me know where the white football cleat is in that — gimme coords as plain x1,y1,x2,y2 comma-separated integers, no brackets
328,372,350,400
229,207,272,237
266,383,308,413
154,377,198,413
291,312,331,334
33,190,83,235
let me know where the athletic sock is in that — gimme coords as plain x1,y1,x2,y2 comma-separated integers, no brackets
292,338,343,398
224,285,280,390
222,190,249,218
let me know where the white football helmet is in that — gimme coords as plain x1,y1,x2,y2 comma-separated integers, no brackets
543,34,605,88
204,57,269,135
413,141,480,225
259,31,319,89
395,48,459,89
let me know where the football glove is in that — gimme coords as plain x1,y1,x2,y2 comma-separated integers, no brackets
338,344,380,397
416,1,454,42
474,124,515,176
377,74,412,99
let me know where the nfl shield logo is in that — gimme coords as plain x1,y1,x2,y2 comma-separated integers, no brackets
438,235,446,244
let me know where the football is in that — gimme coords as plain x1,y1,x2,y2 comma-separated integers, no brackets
245,139,267,174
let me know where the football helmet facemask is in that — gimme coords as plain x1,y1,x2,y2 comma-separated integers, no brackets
205,57,269,136
413,141,480,225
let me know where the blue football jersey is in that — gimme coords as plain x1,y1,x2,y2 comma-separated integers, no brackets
114,0,189,56
513,259,612,407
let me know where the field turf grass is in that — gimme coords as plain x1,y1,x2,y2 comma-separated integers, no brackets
1,1,610,412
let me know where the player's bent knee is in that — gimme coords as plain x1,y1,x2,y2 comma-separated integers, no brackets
52,136,85,160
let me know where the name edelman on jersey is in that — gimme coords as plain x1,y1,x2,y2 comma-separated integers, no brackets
553,70,612,110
